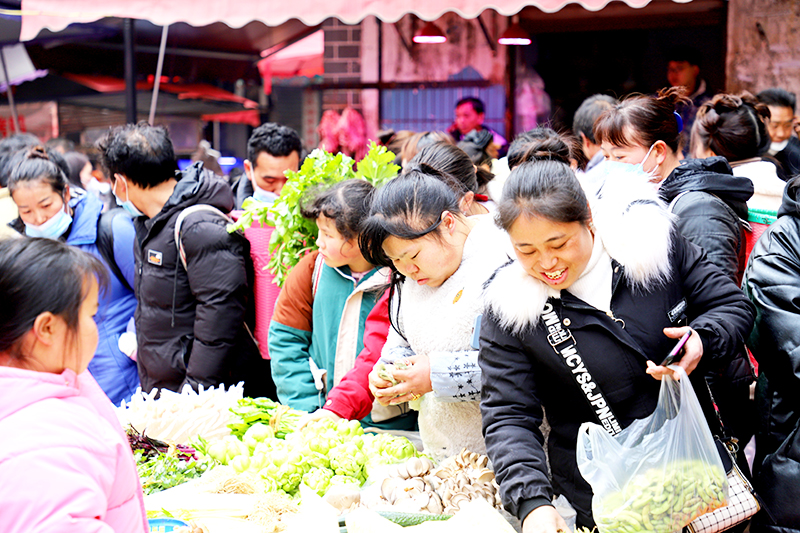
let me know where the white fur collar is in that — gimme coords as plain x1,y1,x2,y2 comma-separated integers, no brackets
484,166,675,334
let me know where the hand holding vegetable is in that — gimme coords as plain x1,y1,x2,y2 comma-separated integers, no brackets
522,505,571,533
299,408,342,430
646,326,703,380
386,355,433,406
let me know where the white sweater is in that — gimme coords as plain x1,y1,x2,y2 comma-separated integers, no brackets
381,215,511,461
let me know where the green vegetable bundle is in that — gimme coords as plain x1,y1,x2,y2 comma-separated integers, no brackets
135,449,209,495
204,415,418,499
227,397,303,439
228,143,400,286
594,460,727,533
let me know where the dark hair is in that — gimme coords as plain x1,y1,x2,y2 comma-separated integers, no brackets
455,97,485,115
573,94,617,144
97,122,178,188
496,160,590,231
63,151,90,189
0,238,108,358
300,179,374,242
410,141,479,194
399,131,454,165
8,146,70,198
594,87,691,155
666,46,702,67
0,133,39,187
247,122,302,163
358,171,463,339
757,88,797,113
358,170,462,270
691,92,771,161
508,127,572,169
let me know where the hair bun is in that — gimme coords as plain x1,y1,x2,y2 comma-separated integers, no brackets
521,136,571,166
27,145,50,161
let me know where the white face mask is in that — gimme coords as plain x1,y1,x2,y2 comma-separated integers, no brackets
633,143,660,182
252,181,279,205
769,139,789,155
25,201,72,239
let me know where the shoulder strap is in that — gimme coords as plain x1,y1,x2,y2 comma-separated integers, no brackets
311,251,325,299
96,207,133,293
543,302,623,436
174,204,234,270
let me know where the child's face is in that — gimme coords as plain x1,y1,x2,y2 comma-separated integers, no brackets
62,278,100,375
316,215,364,270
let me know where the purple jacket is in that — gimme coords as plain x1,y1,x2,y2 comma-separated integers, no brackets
0,366,148,533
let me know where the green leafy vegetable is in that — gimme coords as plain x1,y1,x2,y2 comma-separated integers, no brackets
135,449,209,495
228,143,400,286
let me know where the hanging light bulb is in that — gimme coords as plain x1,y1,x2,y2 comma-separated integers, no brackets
498,16,531,46
413,21,447,44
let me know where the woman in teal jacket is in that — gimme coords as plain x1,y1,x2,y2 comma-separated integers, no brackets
269,180,397,424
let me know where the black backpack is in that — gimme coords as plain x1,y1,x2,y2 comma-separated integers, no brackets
96,207,134,293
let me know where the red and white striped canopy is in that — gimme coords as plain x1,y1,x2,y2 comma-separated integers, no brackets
19,0,682,41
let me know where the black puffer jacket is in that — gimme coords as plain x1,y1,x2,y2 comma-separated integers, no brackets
133,162,262,394
743,177,800,531
660,157,756,446
658,156,753,285
479,177,755,528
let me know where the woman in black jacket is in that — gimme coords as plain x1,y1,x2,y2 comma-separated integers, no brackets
479,157,755,531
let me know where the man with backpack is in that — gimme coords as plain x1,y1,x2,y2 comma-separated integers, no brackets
98,123,270,397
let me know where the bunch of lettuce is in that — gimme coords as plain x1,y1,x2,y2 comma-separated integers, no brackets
227,397,303,440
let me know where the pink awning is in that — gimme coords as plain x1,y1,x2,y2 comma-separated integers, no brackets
19,0,670,41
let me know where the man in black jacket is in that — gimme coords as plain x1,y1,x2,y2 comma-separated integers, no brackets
98,123,268,397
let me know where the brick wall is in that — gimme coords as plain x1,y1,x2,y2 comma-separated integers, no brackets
727,0,800,98
323,18,362,112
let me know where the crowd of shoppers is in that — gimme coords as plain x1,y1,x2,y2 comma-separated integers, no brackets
1,79,799,532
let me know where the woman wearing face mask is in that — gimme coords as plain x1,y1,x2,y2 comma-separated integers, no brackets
594,87,753,285
8,146,140,406
594,88,758,467
479,157,754,531
0,238,148,533
360,170,511,461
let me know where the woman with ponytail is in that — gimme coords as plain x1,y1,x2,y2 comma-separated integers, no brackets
691,92,787,212
7,146,139,406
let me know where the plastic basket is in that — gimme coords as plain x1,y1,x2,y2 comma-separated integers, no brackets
746,208,778,262
148,518,190,532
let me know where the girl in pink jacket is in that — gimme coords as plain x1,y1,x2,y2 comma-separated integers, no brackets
0,237,148,533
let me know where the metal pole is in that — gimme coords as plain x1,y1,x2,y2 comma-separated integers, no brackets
123,18,137,124
0,47,20,134
506,45,517,142
148,24,169,125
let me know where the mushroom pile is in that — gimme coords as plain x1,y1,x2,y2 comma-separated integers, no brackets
377,450,501,515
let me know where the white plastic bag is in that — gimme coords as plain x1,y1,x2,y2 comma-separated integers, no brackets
576,367,727,533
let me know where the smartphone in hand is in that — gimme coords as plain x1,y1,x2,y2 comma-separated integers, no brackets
661,331,691,366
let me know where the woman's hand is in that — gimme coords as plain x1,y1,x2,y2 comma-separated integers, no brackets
522,505,571,533
368,365,396,406
298,408,342,429
368,355,433,406
386,355,433,405
646,326,703,380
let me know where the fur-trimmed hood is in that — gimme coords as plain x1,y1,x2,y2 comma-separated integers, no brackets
484,163,676,334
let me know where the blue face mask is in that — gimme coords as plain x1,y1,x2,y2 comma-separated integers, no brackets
25,203,72,239
252,181,279,205
113,176,144,217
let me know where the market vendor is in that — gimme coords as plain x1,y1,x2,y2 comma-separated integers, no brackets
478,156,754,530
